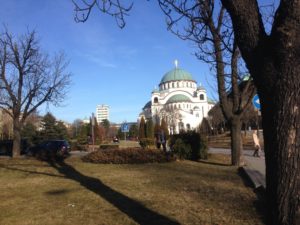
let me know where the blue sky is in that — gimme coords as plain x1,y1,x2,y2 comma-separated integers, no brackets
0,0,216,123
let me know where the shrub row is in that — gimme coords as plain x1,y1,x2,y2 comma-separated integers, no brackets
169,131,208,160
69,141,88,151
99,144,119,150
139,138,155,149
82,148,176,164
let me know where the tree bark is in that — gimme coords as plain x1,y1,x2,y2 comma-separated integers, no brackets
12,118,21,158
221,0,300,224
261,56,300,225
229,116,243,166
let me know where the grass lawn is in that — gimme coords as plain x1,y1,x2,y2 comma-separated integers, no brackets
0,154,264,225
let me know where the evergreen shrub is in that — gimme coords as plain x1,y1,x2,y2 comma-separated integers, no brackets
169,131,208,160
172,138,192,159
139,138,154,149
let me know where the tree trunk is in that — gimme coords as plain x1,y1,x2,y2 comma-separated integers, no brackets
219,0,300,223
260,71,300,225
12,119,21,158
229,116,243,166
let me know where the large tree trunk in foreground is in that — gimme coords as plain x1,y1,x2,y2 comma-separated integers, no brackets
260,59,300,225
220,1,300,224
229,116,243,166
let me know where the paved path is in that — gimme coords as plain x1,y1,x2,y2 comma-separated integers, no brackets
209,147,266,189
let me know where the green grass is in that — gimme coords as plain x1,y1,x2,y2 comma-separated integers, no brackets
0,154,264,225
118,140,140,148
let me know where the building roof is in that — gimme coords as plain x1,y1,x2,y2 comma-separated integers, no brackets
166,94,192,104
143,101,152,109
207,97,216,104
160,68,194,84
197,85,206,91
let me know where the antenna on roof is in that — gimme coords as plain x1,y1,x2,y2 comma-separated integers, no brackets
174,59,178,68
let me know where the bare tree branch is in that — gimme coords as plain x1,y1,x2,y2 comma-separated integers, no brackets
72,0,133,28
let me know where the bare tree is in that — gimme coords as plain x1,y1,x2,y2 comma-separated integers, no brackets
0,29,71,157
72,0,133,28
158,107,180,134
158,0,255,166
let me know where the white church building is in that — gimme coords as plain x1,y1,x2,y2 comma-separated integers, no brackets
139,61,215,134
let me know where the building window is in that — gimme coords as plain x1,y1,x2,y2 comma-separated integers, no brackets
186,124,191,130
200,94,204,100
179,122,184,131
154,97,158,103
172,82,175,88
196,113,199,117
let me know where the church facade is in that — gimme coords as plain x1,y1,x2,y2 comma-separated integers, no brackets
140,63,215,134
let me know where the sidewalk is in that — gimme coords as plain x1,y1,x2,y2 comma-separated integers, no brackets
209,147,266,189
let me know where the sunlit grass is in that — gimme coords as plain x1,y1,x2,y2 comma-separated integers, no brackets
0,154,264,225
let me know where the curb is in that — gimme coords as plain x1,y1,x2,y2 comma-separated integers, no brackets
241,166,266,189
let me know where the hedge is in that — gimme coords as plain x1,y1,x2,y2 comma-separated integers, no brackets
82,148,175,164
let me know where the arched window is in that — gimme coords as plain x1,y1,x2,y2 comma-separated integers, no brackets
186,124,191,130
172,82,175,88
200,94,204,100
179,122,184,131
153,97,158,103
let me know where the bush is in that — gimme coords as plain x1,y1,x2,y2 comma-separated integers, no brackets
139,138,154,149
99,144,119,150
172,138,192,159
169,131,208,160
82,148,176,164
70,140,87,151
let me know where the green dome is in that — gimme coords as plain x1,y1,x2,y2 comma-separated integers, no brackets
197,85,206,91
160,68,194,84
166,94,191,104
143,101,151,109
207,97,215,104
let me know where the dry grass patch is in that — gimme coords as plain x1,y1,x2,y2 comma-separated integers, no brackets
0,154,264,225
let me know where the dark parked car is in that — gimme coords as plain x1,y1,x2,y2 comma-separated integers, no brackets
28,140,70,158
0,139,29,156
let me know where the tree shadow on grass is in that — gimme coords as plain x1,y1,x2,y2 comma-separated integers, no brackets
0,163,64,178
197,159,231,167
47,159,180,225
